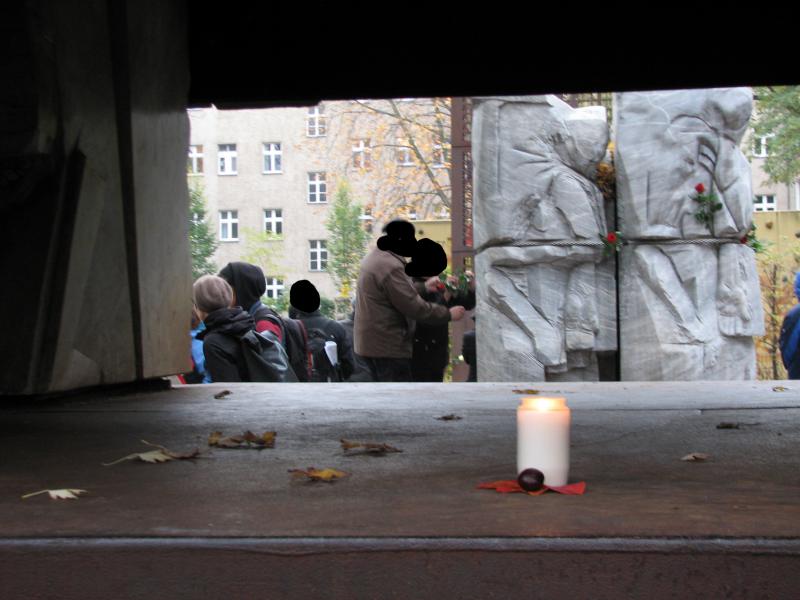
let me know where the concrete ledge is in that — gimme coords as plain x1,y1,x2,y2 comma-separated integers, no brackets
2,381,799,597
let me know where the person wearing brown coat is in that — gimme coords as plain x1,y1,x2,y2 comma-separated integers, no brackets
354,221,465,382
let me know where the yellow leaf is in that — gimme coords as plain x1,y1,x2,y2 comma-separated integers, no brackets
289,467,349,482
22,488,88,500
208,431,223,446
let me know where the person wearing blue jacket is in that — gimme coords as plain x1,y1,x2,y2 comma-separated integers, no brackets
779,271,800,379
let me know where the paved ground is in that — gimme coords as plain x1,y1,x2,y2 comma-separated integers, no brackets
2,381,799,598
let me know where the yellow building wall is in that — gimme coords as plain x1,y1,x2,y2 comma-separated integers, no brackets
413,220,452,261
754,211,800,267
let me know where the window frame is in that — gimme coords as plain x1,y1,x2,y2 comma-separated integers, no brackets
188,144,204,174
309,239,328,271
264,277,285,299
307,172,328,204
219,209,239,241
306,106,327,137
753,194,776,212
262,142,283,174
352,138,371,169
263,208,284,235
218,143,238,175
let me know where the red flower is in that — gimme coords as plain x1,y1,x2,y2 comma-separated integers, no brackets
606,232,618,244
740,236,748,244
695,183,705,194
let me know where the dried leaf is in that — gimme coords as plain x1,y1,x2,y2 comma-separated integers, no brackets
512,389,540,395
681,452,710,462
22,488,88,500
716,422,740,429
436,414,462,421
102,440,201,466
772,386,789,392
214,390,232,399
340,438,402,454
209,430,276,449
289,467,349,482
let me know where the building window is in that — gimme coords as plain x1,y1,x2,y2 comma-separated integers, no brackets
753,135,773,158
307,172,327,203
309,240,327,271
265,277,284,299
396,139,414,166
352,139,371,169
219,210,239,240
432,143,448,168
753,194,776,212
188,145,204,174
262,142,282,173
307,105,326,137
218,144,238,175
264,209,283,235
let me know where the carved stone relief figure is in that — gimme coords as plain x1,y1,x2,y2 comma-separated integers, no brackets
474,96,614,381
616,89,764,380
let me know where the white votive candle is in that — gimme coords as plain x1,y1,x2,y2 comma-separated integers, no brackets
516,396,571,487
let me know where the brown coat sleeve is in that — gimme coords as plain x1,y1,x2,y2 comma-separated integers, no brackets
384,267,450,325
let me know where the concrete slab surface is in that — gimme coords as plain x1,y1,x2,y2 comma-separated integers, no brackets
2,381,799,598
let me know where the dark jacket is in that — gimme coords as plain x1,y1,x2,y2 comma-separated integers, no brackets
338,312,373,381
289,307,355,380
219,262,282,340
411,278,476,372
780,272,800,379
198,307,255,382
354,247,450,359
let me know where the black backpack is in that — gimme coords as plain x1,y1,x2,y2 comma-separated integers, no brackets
306,327,341,382
239,329,297,382
251,304,311,382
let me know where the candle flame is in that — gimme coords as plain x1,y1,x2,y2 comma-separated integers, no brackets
520,396,567,411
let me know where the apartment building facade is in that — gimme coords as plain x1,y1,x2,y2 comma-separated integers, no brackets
188,99,451,302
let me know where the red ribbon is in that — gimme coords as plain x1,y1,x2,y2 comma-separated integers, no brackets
477,480,586,496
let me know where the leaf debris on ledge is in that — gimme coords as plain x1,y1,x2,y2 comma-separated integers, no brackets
436,414,462,421
22,488,88,500
340,438,402,455
681,452,710,462
208,430,276,449
289,467,349,483
102,440,203,466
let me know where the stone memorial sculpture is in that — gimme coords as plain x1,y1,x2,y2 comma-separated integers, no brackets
616,88,763,380
473,96,615,381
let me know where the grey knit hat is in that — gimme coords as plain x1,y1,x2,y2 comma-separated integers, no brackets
193,275,233,314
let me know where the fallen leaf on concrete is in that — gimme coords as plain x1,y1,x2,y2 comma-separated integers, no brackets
208,430,276,449
22,488,88,500
213,390,232,399
512,389,539,395
289,467,349,482
716,422,740,429
436,414,463,421
102,440,202,466
681,452,710,462
340,439,402,454
772,386,789,392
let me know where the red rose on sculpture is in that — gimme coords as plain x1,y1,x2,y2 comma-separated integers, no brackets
606,232,618,243
740,236,748,244
695,183,705,194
